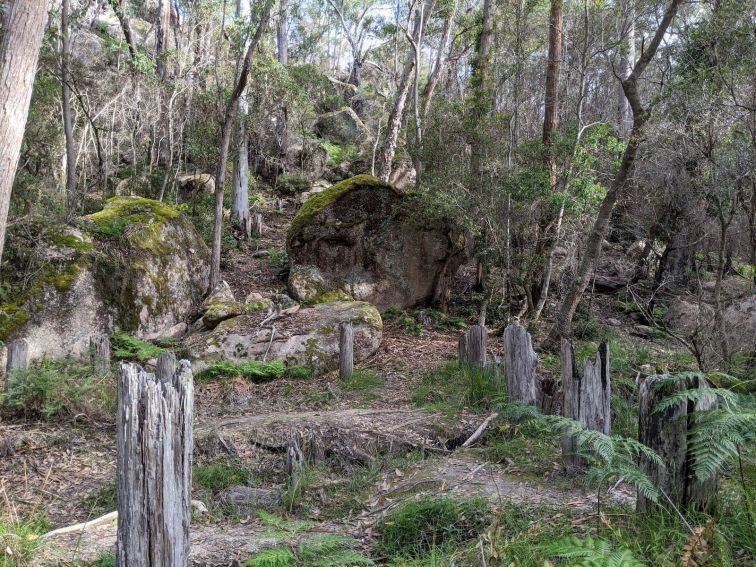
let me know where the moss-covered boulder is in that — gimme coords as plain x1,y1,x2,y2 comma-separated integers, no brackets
313,107,370,145
286,175,469,310
0,197,209,361
185,301,382,373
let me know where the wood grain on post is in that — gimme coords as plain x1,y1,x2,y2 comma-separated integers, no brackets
5,338,28,392
90,335,111,375
561,339,611,472
502,324,538,405
251,213,263,238
458,333,468,365
156,351,177,383
116,361,194,566
339,322,353,380
465,324,487,368
637,374,717,513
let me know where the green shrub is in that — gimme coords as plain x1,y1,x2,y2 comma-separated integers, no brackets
276,174,311,195
245,535,373,567
412,363,500,413
0,514,50,566
0,358,115,421
341,369,383,391
194,461,255,492
194,360,312,384
268,250,289,281
378,497,490,559
111,331,165,362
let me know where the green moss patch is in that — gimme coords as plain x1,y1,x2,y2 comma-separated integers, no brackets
84,196,180,243
111,331,166,362
288,175,393,243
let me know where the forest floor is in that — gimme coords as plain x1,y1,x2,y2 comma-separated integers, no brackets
0,191,718,566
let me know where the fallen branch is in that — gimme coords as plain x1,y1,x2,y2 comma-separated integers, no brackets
462,412,498,448
41,511,117,539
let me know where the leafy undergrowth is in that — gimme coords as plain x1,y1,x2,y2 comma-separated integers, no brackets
246,534,373,567
0,512,50,567
194,360,312,384
412,362,502,414
0,358,115,422
110,331,165,362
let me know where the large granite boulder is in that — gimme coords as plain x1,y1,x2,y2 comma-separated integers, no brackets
185,300,382,373
286,175,469,310
0,197,209,361
313,107,370,145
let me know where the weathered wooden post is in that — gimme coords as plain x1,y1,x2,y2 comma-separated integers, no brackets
465,324,487,368
4,338,28,392
458,333,468,365
561,339,611,472
117,361,194,566
90,335,111,375
156,351,177,382
339,323,353,380
637,374,717,513
251,213,263,238
502,324,538,405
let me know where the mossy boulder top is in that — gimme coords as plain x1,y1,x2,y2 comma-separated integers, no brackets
286,175,469,311
0,197,209,361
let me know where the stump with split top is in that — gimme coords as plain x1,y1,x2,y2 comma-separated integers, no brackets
116,360,194,566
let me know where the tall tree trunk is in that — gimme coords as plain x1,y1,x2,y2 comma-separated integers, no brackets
62,0,79,221
468,0,495,195
232,0,251,238
209,0,274,292
376,3,430,182
617,0,635,139
156,0,171,79
276,0,290,162
0,1,48,264
108,0,137,60
420,0,457,120
547,0,684,346
542,0,563,190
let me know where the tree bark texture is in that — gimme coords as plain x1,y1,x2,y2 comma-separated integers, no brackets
339,323,354,380
503,324,538,405
90,335,111,375
116,361,194,567
156,0,172,79
62,0,79,220
4,338,29,392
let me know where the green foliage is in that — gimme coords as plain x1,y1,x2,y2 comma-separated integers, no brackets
245,535,373,567
194,360,314,384
498,402,662,503
268,250,289,281
378,497,490,559
0,358,115,421
194,461,255,492
0,514,50,566
341,369,383,391
381,308,466,335
543,535,647,567
413,362,501,413
276,174,311,195
320,142,360,166
83,482,118,516
87,554,116,567
110,331,165,362
257,510,314,539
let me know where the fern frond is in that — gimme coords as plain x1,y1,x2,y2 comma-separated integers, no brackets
244,547,296,567
653,388,735,414
544,535,647,566
299,535,374,566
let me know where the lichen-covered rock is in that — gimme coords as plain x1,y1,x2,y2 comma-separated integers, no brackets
286,175,469,310
313,107,370,145
0,197,210,361
284,140,328,181
185,301,382,373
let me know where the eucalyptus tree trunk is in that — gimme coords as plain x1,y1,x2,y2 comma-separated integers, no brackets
542,0,563,190
617,0,636,139
232,0,252,239
376,2,431,182
468,0,495,195
547,0,684,345
276,0,290,162
210,0,275,291
420,0,457,120
156,0,171,79
62,0,79,220
0,0,48,264
108,0,137,60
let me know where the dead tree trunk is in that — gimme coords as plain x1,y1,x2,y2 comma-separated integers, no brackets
156,351,177,382
502,324,538,405
4,338,28,392
465,325,487,368
561,339,611,472
339,323,354,380
458,333,468,364
637,374,717,513
90,335,111,375
251,213,263,238
116,361,194,566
